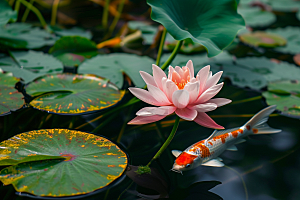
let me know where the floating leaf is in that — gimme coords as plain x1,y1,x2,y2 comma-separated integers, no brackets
0,86,24,116
0,51,63,83
0,70,20,87
0,0,17,26
0,23,57,49
267,27,300,54
78,53,154,88
294,54,300,66
26,74,125,114
239,31,287,47
238,7,276,27
49,26,92,39
297,10,300,21
0,129,128,197
147,0,245,57
49,36,98,67
128,21,158,45
164,38,206,54
263,80,300,117
266,0,300,12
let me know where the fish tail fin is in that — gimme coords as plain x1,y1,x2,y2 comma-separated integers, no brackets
244,105,281,134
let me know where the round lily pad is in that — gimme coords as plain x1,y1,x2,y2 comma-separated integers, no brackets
0,129,128,197
239,31,287,47
147,0,245,57
237,7,276,27
263,80,300,118
26,74,125,115
0,86,24,116
0,70,20,87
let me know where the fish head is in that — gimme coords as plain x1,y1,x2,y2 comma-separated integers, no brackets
171,152,199,173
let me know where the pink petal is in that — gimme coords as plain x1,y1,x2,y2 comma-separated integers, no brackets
204,71,223,91
206,98,232,107
163,79,178,102
175,108,197,121
128,115,167,125
194,112,224,129
172,90,190,109
188,103,217,112
168,66,175,80
161,77,167,93
183,81,200,104
172,71,182,84
147,84,171,106
136,106,176,116
152,64,167,91
186,60,194,78
129,87,160,106
196,65,210,94
140,71,157,87
195,82,224,104
175,66,184,77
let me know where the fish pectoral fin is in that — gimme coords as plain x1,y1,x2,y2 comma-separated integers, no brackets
235,139,246,144
216,157,223,161
226,145,238,151
202,159,224,167
172,150,182,157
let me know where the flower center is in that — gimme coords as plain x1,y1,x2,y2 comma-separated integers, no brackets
171,67,190,89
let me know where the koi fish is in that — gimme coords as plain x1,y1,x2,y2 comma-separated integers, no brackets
171,105,281,174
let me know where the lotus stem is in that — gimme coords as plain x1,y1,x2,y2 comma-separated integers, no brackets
21,0,35,22
156,27,167,66
106,0,125,38
17,0,47,27
51,0,60,26
14,0,21,15
231,96,262,105
102,0,110,28
160,40,183,71
147,115,180,166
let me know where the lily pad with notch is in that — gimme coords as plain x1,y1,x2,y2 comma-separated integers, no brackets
25,73,125,115
147,0,245,57
0,129,128,197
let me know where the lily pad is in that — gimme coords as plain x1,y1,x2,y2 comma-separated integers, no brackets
26,73,125,114
239,31,287,47
147,0,245,57
0,86,24,116
0,23,57,50
0,129,128,197
0,70,20,87
263,80,300,117
78,53,154,88
266,0,300,12
238,7,276,27
267,27,300,54
164,38,206,54
49,36,98,67
49,26,92,39
0,51,63,83
0,0,17,26
128,21,158,45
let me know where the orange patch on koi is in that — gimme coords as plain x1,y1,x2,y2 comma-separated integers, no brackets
253,128,258,134
246,125,250,130
213,133,229,143
231,130,240,138
175,152,197,165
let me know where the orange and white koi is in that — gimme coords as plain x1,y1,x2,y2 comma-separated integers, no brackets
171,105,281,174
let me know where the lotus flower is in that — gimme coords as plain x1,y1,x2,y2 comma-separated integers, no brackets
128,60,231,129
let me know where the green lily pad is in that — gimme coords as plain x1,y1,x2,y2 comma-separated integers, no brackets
297,10,300,21
0,129,128,197
49,36,98,67
238,7,276,27
267,27,300,54
78,53,154,88
263,80,300,117
0,51,63,83
0,23,57,50
147,0,245,57
49,26,92,39
128,21,158,45
239,31,287,47
236,57,300,83
266,0,300,12
164,38,206,54
0,86,24,116
26,73,125,114
0,70,20,87
0,0,17,26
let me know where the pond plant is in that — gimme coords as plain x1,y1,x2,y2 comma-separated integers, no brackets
0,0,300,199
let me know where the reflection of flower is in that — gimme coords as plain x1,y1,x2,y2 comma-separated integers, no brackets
128,61,231,129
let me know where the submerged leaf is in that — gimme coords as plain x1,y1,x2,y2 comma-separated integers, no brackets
0,129,128,197
26,73,124,114
147,0,245,57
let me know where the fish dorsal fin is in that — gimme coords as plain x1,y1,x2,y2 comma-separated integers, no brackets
235,139,246,144
206,128,241,141
226,145,238,151
202,159,224,167
172,150,182,157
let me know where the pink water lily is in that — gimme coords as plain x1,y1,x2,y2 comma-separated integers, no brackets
128,60,231,129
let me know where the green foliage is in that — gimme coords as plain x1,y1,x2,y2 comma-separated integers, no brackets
78,53,154,88
238,7,276,27
136,166,151,175
0,0,17,26
263,80,300,117
26,73,124,114
147,0,245,57
0,86,24,116
239,31,287,47
49,36,98,66
0,51,63,83
0,129,128,197
49,26,92,39
0,70,20,87
0,23,57,49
